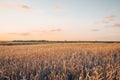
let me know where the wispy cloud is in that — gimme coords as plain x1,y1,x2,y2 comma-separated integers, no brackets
8,33,30,36
114,22,120,27
53,5,61,11
18,5,31,10
93,15,116,25
32,28,62,33
104,15,116,21
91,29,100,31
50,29,62,32
0,4,31,11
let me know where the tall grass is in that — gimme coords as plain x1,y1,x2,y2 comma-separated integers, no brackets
0,43,120,80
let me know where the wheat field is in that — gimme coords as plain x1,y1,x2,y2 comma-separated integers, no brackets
0,43,120,80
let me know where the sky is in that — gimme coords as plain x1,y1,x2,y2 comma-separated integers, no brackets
0,0,120,41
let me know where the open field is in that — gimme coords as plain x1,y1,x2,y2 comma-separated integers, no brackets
0,43,120,80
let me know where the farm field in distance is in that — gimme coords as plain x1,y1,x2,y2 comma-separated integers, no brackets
0,43,120,80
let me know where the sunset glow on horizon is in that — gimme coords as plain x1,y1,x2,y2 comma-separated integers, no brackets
0,0,120,41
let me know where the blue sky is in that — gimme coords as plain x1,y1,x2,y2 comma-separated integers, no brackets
0,0,120,41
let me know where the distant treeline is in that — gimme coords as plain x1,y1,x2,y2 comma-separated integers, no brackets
0,40,120,46
13,40,49,42
12,40,120,43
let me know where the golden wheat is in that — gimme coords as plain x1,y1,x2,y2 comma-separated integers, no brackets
0,43,120,80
